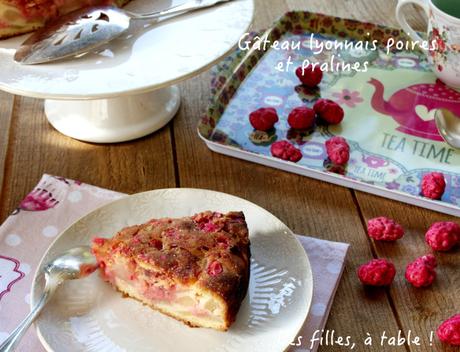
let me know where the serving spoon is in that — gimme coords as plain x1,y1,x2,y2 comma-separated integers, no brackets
435,109,460,150
0,246,98,352
14,0,234,65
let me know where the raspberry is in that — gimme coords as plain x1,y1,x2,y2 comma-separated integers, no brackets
164,228,178,238
81,264,98,277
202,222,220,233
208,260,223,276
425,221,460,251
358,259,396,286
421,172,446,200
313,98,344,124
249,107,279,131
270,140,302,162
405,255,437,287
216,235,230,249
313,98,328,113
92,237,106,246
325,136,350,166
295,64,323,87
367,216,404,241
437,314,460,346
287,106,315,130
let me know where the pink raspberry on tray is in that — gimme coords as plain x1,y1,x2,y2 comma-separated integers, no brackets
367,216,404,241
405,254,437,288
287,106,315,130
437,314,460,346
358,259,396,286
270,140,302,162
325,136,350,166
249,107,279,131
295,64,323,87
313,98,344,125
425,221,460,251
421,172,446,200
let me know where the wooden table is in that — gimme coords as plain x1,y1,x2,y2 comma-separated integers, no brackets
0,1,458,351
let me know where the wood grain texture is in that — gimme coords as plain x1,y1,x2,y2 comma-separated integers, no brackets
0,96,176,221
286,0,427,30
0,92,14,211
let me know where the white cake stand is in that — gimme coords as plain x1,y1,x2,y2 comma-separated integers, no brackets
0,0,254,143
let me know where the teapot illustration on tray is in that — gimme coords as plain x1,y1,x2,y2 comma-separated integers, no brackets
368,78,460,142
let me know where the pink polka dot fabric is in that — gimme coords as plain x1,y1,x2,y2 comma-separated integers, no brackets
0,174,349,352
290,237,349,352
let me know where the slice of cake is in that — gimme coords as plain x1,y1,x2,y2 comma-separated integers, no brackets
0,0,131,39
91,211,251,331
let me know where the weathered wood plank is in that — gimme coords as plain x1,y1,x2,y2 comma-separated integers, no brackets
0,91,14,217
0,96,176,221
355,193,460,352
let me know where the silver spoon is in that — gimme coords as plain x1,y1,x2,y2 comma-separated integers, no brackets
435,108,460,149
0,246,98,352
14,0,234,65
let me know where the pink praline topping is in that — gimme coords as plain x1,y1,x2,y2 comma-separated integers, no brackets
208,261,223,276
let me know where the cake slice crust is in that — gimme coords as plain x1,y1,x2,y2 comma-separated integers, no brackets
0,0,132,39
91,211,250,331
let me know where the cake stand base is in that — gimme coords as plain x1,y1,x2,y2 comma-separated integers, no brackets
44,85,181,143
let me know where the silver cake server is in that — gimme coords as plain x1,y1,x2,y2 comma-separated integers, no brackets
14,0,233,65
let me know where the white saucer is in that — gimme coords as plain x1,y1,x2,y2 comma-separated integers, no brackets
32,188,313,352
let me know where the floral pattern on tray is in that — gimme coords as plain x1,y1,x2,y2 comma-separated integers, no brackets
199,12,460,211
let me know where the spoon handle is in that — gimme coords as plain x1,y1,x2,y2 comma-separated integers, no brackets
128,0,232,20
0,287,53,352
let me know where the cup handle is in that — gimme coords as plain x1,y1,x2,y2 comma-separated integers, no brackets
396,0,430,54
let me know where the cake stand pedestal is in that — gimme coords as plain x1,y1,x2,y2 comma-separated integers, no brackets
45,86,180,143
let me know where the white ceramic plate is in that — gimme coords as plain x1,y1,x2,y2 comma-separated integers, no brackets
32,189,313,352
0,0,254,99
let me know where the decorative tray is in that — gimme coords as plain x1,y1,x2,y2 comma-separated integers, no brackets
198,11,460,217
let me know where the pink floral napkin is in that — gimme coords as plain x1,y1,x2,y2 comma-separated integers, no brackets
0,174,349,352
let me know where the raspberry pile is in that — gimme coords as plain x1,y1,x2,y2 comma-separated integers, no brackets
325,136,350,166
367,216,405,241
243,50,457,347
357,259,396,286
244,56,458,346
425,221,460,251
314,98,344,125
295,64,323,88
405,255,437,288
421,172,446,200
287,106,315,130
249,107,279,131
357,215,460,346
247,64,351,166
437,314,460,346
270,140,302,162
